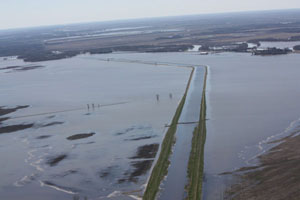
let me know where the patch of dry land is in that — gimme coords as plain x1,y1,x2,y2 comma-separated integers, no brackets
225,129,300,200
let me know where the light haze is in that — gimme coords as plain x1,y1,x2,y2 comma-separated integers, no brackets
1,0,300,30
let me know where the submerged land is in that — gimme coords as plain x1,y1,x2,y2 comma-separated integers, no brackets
1,8,300,200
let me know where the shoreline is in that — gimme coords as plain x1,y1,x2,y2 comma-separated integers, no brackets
225,122,300,200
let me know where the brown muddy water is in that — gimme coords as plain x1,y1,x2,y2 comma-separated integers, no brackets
0,55,190,200
95,52,300,199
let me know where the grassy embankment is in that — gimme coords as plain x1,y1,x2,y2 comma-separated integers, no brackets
143,67,195,200
186,66,207,200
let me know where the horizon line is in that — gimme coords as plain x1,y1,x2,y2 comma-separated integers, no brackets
1,7,299,32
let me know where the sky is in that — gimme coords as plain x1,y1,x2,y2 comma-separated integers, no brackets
0,0,300,30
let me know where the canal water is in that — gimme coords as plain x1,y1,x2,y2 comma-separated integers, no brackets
158,67,205,200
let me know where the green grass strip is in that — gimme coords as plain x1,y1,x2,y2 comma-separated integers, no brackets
186,66,207,200
143,67,195,200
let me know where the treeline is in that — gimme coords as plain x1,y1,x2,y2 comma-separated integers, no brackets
199,43,249,52
0,42,194,62
293,45,300,50
0,42,44,57
18,51,79,62
253,48,292,55
111,44,193,52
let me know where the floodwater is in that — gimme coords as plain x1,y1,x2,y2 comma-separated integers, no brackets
159,67,205,200
2,52,300,200
96,52,300,199
201,53,300,199
0,55,190,200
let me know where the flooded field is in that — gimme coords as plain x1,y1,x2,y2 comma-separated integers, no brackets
202,53,300,199
1,51,300,200
0,55,190,200
96,52,300,199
